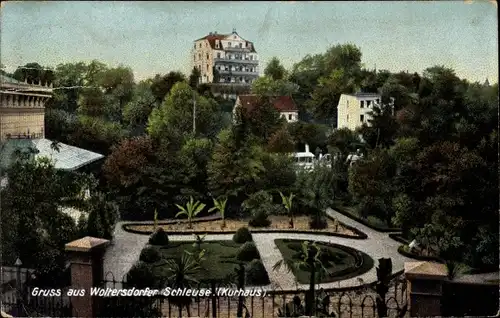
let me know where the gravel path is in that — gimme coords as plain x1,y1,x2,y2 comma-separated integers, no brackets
103,208,413,291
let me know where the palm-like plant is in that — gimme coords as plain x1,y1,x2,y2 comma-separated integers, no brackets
164,252,202,317
175,196,206,229
273,241,331,316
208,197,228,229
153,208,158,230
279,191,296,228
192,233,207,251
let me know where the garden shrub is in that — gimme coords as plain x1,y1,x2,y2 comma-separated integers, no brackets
245,259,269,285
249,209,271,227
309,213,328,229
237,242,260,262
233,227,253,243
126,261,157,289
149,228,169,245
139,246,160,263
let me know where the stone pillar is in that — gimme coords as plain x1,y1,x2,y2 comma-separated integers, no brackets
65,236,109,318
404,261,448,317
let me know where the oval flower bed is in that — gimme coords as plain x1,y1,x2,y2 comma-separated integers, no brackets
124,215,361,237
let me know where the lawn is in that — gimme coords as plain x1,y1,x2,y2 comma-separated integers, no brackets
150,241,269,285
332,200,394,230
274,239,374,284
126,215,358,236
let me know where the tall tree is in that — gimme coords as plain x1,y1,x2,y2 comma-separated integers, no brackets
264,57,286,81
122,81,157,132
150,71,186,104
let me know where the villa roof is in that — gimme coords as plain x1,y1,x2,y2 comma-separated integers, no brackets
0,138,104,171
236,95,298,113
195,32,257,53
344,92,381,98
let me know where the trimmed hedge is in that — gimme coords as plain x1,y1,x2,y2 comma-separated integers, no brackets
309,214,328,229
249,210,271,227
233,227,253,243
149,228,169,245
397,245,443,262
237,242,260,262
139,246,160,263
245,259,270,286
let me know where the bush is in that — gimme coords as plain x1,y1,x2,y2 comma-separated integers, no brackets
309,213,328,229
126,262,157,288
237,242,260,262
249,209,271,227
149,228,169,245
245,259,269,285
139,246,160,263
233,227,253,243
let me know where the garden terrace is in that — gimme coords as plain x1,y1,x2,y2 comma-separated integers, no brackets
124,215,360,237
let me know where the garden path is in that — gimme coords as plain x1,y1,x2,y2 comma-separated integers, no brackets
103,208,414,291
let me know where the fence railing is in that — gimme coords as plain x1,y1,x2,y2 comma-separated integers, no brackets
1,266,72,317
97,273,408,318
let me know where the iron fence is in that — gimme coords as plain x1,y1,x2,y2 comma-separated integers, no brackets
97,272,408,318
1,266,72,317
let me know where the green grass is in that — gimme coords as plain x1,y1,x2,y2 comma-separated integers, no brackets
333,200,393,230
150,241,269,285
274,239,374,284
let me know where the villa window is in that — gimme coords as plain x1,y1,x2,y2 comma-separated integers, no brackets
360,101,364,108
239,43,242,48
207,64,209,71
367,100,371,107
217,52,221,58
198,54,201,60
194,44,196,49
347,115,349,122
360,114,364,122
288,114,292,120
194,54,196,61
206,53,209,60
376,98,380,104
228,42,232,47
199,43,202,48
250,55,253,60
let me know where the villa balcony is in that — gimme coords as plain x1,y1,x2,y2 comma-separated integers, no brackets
218,70,258,76
224,47,253,52
214,58,258,65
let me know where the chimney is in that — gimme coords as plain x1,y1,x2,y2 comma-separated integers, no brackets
305,144,310,153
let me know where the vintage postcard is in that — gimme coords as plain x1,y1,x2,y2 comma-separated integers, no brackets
1,1,498,317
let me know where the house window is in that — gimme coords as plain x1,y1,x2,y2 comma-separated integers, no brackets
217,53,221,58
250,55,253,60
194,44,196,49
347,100,349,107
288,114,292,120
376,99,380,104
360,115,364,122
239,77,243,81
347,115,349,122
228,42,232,47
239,43,242,48
360,101,364,108
206,53,209,60
194,54,196,61
198,54,201,60
367,100,371,107
199,43,202,48
207,64,209,71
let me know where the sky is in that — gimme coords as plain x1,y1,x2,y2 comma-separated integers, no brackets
1,1,498,83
